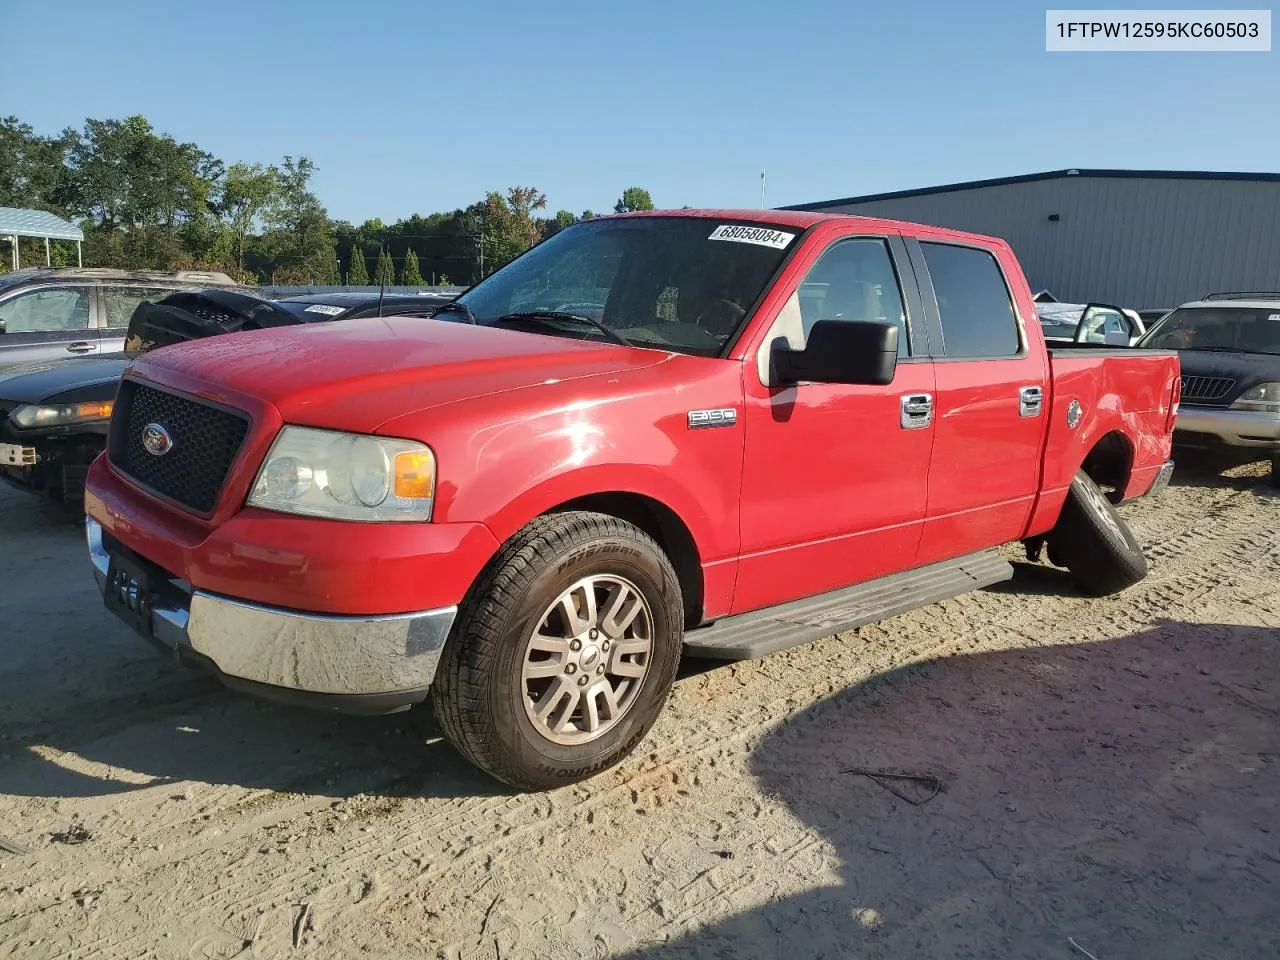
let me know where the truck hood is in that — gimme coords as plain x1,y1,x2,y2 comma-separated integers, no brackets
0,355,131,404
131,316,671,432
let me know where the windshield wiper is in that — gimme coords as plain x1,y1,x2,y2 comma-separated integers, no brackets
494,311,631,346
432,301,477,324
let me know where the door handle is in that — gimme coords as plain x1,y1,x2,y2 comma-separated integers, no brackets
900,393,934,430
1019,385,1044,417
66,342,95,354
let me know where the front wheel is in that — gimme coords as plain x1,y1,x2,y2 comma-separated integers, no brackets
1046,470,1148,596
431,512,683,790
1269,452,1279,488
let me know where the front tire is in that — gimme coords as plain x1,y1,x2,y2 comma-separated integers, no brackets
1269,452,1279,488
1047,470,1148,596
431,512,683,790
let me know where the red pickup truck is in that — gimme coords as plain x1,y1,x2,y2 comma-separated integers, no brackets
85,210,1179,789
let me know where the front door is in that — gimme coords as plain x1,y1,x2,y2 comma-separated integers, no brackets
735,233,936,614
909,238,1049,563
0,285,98,372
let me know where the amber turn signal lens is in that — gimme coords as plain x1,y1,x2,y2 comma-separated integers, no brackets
77,401,114,420
393,450,435,499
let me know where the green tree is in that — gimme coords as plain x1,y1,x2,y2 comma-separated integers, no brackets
540,209,578,240
401,247,424,285
468,185,547,276
262,155,336,282
613,186,654,213
219,162,279,273
373,245,395,286
348,243,369,284
58,115,223,269
0,116,74,211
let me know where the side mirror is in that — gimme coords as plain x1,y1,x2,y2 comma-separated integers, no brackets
773,319,898,386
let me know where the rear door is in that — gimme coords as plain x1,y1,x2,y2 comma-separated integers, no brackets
99,284,179,353
0,285,97,372
908,237,1049,563
735,228,937,612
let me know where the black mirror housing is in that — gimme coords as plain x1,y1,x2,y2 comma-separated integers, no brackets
773,319,899,386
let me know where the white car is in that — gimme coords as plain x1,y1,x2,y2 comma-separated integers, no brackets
1036,301,1147,346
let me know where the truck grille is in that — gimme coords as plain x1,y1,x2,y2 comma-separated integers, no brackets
1179,375,1236,404
109,380,250,516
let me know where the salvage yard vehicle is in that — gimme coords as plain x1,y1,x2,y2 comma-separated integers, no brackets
1037,301,1146,346
1,289,454,502
0,267,246,373
1138,291,1280,484
84,209,1180,790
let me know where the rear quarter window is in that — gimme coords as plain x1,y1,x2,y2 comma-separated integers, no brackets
922,242,1020,358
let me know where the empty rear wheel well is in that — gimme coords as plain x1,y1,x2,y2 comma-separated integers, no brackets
1080,431,1134,501
551,493,704,628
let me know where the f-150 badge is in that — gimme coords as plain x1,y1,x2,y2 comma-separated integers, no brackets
688,408,738,429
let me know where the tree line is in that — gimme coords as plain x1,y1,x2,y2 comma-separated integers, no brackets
0,115,655,286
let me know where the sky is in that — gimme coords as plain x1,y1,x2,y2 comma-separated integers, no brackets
3,0,1278,224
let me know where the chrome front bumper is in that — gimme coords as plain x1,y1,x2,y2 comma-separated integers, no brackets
87,519,456,711
1176,405,1280,449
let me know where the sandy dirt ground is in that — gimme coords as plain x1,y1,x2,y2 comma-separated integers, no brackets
1,461,1278,960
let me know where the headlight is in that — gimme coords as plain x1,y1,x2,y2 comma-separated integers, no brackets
248,426,436,522
9,401,114,429
1230,382,1280,414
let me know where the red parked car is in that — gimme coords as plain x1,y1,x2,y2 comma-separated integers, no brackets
84,210,1179,789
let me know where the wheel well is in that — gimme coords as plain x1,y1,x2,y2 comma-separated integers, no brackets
551,492,704,628
1080,431,1134,501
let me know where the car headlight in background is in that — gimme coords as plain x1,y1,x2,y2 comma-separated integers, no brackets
9,401,114,429
248,426,436,522
1229,382,1280,414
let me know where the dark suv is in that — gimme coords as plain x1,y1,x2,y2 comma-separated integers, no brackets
1137,292,1280,484
0,267,247,372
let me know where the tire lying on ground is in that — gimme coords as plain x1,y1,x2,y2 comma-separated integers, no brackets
432,511,683,791
1046,470,1149,597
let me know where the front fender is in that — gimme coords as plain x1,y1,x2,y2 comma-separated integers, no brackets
378,357,748,614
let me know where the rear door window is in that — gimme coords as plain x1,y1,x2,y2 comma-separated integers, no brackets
103,286,175,332
921,243,1020,357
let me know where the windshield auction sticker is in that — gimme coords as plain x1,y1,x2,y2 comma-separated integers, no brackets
708,224,795,249
304,304,346,316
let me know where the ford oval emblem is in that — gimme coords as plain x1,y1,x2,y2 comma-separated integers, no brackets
142,423,173,457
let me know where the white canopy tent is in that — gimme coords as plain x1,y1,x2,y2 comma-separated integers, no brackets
0,207,85,269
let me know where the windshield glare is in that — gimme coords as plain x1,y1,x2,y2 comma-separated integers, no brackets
1140,306,1280,354
455,217,796,356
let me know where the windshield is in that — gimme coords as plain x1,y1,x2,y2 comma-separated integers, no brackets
455,216,798,356
1139,306,1280,354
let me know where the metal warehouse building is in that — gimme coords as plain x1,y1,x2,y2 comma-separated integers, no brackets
785,169,1280,311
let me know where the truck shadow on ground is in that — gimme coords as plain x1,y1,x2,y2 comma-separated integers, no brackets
1168,450,1276,495
617,619,1280,960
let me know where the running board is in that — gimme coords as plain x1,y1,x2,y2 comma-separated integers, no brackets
683,550,1013,661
